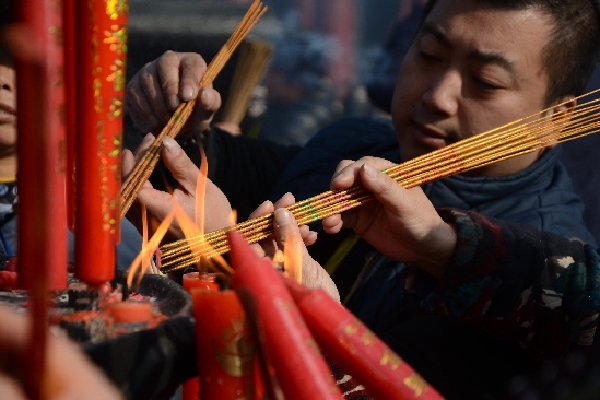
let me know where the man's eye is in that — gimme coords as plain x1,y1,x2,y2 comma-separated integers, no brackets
473,77,501,91
419,50,440,62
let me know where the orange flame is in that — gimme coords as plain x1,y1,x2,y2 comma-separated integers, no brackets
282,233,303,284
128,211,175,287
196,146,209,235
140,204,155,274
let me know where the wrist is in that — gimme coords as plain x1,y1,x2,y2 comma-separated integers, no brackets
413,220,457,279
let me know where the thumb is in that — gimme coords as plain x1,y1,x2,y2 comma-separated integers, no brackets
359,163,404,211
161,136,200,193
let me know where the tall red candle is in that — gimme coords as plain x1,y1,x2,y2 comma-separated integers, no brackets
15,0,67,292
62,0,77,231
192,288,257,400
74,0,128,285
227,231,343,400
183,272,221,400
285,278,444,400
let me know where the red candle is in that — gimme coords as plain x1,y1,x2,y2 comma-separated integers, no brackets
103,301,153,323
183,271,221,293
227,231,343,400
74,0,128,285
191,288,257,400
182,271,221,400
285,278,444,400
62,0,77,231
14,0,68,292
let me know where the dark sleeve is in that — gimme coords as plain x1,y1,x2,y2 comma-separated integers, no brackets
84,316,197,400
149,127,301,221
421,209,600,359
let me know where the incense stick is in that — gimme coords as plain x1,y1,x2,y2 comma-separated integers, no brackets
120,0,268,220
159,90,600,272
219,39,273,125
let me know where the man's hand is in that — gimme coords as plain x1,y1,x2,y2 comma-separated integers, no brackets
122,135,233,242
323,156,457,279
248,193,340,302
126,51,222,137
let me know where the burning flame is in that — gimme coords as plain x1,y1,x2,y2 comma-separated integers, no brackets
282,231,303,284
129,141,236,279
128,211,175,286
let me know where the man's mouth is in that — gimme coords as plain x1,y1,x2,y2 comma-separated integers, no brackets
0,104,16,123
410,121,451,150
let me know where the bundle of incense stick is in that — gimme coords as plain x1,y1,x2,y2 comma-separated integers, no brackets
159,90,600,272
120,0,268,220
218,39,273,126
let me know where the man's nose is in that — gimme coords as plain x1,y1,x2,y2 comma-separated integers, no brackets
0,74,13,92
421,70,460,117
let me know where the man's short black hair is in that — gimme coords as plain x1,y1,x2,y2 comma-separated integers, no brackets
421,0,600,105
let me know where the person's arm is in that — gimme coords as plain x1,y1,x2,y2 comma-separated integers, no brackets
323,157,600,357
422,208,599,358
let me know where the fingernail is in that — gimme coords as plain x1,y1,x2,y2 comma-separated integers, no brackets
169,95,180,110
162,137,180,155
200,89,214,107
182,85,195,101
142,132,154,143
274,208,293,227
261,200,273,209
363,163,378,178
331,171,344,182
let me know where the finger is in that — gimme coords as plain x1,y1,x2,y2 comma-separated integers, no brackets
273,192,295,210
248,200,274,220
177,52,207,102
359,163,404,213
133,133,156,164
331,157,397,190
250,242,266,258
322,213,346,234
273,208,303,249
126,69,160,133
139,59,172,126
194,87,222,132
161,137,200,194
136,187,175,223
122,149,135,180
298,225,317,246
330,160,365,190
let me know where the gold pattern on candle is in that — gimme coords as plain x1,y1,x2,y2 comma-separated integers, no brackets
106,0,128,20
343,322,358,336
360,330,376,345
380,348,403,370
212,318,255,377
403,373,427,397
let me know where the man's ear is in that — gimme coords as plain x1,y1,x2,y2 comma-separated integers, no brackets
542,95,576,148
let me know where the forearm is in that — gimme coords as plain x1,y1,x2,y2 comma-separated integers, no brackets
421,208,600,357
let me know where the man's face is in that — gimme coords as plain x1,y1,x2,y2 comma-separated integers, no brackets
0,65,16,154
391,0,556,176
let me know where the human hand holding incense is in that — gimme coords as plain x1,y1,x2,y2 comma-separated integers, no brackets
122,135,232,241
248,193,340,302
126,51,222,138
323,156,457,279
